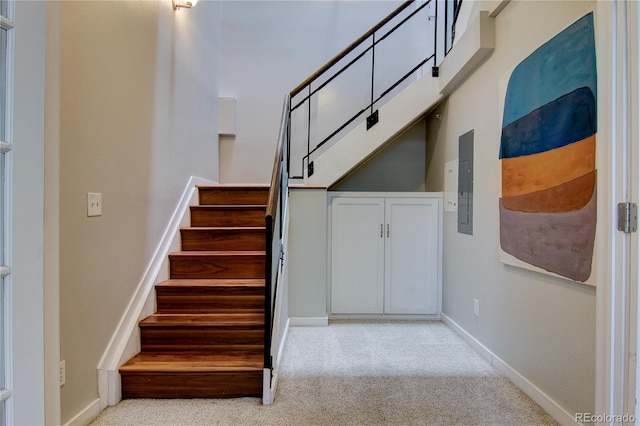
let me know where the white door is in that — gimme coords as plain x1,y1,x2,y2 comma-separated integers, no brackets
331,197,385,314
384,198,439,314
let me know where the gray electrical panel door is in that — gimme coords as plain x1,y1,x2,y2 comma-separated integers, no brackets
458,130,474,235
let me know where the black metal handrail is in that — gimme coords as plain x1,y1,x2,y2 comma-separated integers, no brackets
290,1,416,98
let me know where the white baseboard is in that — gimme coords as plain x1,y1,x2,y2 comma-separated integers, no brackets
441,313,581,426
329,314,441,321
63,398,101,426
289,317,328,327
96,176,217,410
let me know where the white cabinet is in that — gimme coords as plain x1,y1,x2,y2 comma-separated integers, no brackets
330,193,442,316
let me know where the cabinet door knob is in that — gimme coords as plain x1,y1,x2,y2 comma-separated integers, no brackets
387,224,390,238
380,224,383,238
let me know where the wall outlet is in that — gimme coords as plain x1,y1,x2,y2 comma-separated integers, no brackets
473,299,480,317
87,192,102,217
59,360,65,387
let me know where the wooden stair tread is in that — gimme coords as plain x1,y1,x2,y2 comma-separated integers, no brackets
181,227,266,231
198,187,269,206
169,251,266,257
197,185,269,189
140,313,264,327
192,204,267,209
156,279,265,287
120,353,263,373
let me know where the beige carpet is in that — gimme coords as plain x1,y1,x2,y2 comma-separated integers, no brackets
90,321,558,425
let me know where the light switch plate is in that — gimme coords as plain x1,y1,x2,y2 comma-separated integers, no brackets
87,193,102,217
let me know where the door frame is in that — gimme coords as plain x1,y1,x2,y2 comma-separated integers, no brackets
596,0,639,422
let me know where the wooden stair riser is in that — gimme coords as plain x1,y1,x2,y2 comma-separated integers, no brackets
169,254,265,279
121,371,262,399
140,327,264,353
156,291,264,314
198,187,269,206
190,206,266,227
180,228,266,251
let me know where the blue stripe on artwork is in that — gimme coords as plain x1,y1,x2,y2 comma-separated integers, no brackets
502,13,597,127
500,87,595,159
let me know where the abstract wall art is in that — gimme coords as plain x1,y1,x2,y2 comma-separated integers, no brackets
499,13,597,283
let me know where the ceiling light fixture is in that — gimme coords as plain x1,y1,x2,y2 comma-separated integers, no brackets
172,0,198,11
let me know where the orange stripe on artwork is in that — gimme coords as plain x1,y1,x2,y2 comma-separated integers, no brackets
502,170,596,213
501,135,595,198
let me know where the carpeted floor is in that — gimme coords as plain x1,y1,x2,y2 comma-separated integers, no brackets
90,321,558,425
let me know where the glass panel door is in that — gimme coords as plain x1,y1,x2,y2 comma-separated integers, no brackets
0,0,13,424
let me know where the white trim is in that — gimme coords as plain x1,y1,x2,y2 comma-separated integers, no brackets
263,318,290,406
63,398,100,426
289,317,329,327
441,314,581,426
2,2,14,423
594,1,637,421
632,0,640,421
96,176,217,409
329,191,443,199
330,314,441,321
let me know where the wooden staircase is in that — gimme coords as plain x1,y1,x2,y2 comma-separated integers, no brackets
119,186,268,399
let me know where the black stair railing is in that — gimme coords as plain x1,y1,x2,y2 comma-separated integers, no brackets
445,0,464,54
288,0,434,179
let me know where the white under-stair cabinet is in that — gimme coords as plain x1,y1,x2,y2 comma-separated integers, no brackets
329,193,442,317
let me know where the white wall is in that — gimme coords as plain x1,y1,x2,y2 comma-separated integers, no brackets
12,2,46,424
436,1,597,415
56,1,220,422
287,189,328,319
219,1,403,184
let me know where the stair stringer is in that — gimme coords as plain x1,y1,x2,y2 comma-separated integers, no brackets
305,73,443,188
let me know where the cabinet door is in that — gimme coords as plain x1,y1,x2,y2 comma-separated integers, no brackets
384,198,439,314
331,198,385,314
